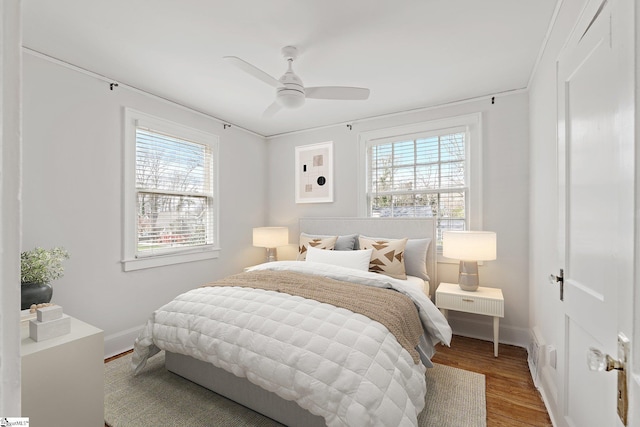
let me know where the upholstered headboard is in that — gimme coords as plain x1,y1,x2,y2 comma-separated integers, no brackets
299,217,437,296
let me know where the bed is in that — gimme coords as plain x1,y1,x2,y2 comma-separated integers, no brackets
132,217,452,427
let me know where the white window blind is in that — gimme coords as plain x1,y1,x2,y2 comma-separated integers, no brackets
122,108,220,271
358,114,482,252
135,128,215,256
366,128,469,245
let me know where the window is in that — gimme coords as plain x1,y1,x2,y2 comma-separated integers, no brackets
358,113,482,249
123,109,219,271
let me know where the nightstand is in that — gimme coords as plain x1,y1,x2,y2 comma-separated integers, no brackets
21,316,104,426
435,282,504,356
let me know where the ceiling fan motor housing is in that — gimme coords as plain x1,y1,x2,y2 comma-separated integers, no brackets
276,68,305,108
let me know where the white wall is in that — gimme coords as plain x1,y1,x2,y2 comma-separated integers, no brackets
1,0,23,416
267,92,531,347
22,52,269,357
529,0,588,417
528,0,579,406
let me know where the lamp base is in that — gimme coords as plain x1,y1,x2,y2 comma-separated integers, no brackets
458,260,479,291
265,247,278,263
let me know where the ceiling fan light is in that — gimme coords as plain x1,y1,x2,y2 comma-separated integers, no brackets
277,91,305,109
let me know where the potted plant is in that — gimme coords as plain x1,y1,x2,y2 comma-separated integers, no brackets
21,247,69,310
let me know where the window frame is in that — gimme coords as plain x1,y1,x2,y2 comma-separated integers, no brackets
357,113,483,257
122,108,220,271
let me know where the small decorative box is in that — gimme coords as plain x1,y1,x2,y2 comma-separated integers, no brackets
29,306,71,342
36,305,64,322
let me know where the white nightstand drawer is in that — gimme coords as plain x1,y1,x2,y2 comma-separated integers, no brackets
436,292,504,317
435,282,504,356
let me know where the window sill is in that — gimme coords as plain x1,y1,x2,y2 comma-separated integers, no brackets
121,247,220,271
438,254,458,264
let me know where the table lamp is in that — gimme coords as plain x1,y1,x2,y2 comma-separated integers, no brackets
442,231,496,291
253,227,289,262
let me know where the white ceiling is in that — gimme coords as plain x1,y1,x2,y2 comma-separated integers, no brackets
22,0,557,137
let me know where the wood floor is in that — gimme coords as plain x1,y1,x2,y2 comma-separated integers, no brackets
105,335,552,427
432,335,552,427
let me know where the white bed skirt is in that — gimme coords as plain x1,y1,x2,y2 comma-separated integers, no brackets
165,351,327,427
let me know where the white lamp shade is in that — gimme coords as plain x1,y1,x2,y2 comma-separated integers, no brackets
442,231,497,261
253,227,289,248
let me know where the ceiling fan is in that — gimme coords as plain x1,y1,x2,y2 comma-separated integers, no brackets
224,46,370,117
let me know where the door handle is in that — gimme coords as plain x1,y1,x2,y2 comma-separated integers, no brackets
586,334,630,426
587,347,624,372
548,269,564,301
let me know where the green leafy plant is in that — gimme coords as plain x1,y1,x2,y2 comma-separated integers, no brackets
20,247,70,285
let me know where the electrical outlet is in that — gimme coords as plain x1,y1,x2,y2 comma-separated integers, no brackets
548,345,557,369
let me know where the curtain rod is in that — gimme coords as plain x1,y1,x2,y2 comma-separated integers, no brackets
22,47,264,139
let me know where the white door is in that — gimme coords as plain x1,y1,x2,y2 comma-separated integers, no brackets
556,0,633,426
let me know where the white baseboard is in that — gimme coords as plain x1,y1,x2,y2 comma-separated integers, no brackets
538,365,560,427
446,315,529,348
631,373,640,427
104,324,143,359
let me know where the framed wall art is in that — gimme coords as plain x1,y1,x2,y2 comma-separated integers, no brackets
295,141,333,203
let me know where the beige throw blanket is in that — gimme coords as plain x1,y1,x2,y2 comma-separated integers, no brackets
203,270,423,363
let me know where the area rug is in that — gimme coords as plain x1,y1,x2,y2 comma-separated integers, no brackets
105,352,486,427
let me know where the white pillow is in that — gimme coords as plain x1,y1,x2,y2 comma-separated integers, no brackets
305,247,373,271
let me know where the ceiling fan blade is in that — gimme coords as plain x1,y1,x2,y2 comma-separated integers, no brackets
223,56,283,88
305,86,370,100
262,102,282,118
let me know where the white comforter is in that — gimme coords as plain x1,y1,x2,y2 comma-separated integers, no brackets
132,261,452,427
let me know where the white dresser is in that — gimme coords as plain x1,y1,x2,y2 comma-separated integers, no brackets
21,315,104,426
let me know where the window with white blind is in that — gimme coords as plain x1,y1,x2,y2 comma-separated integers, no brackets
122,109,219,271
358,114,482,250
